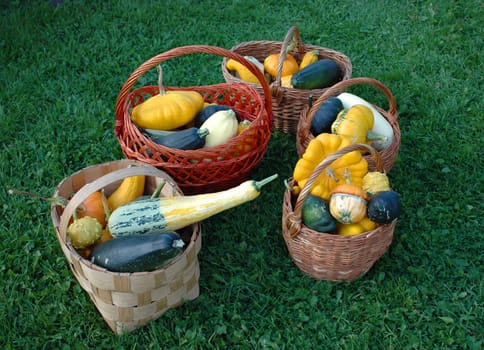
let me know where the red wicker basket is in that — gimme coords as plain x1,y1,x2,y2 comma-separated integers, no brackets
296,77,401,172
115,45,273,195
282,144,396,281
222,26,352,133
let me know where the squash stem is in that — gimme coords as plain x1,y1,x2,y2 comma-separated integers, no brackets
100,189,111,221
8,188,68,207
157,65,166,96
150,180,166,199
253,174,278,192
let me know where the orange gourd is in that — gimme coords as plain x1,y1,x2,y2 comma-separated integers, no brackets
264,53,299,79
75,191,110,227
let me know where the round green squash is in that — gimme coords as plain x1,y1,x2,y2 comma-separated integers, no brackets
367,191,401,224
302,194,337,233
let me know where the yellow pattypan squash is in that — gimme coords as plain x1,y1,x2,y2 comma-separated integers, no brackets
293,133,368,200
131,65,204,130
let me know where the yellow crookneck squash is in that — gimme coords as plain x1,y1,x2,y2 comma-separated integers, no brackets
108,172,146,211
131,65,204,130
331,104,387,145
293,133,368,200
299,50,319,70
226,56,263,84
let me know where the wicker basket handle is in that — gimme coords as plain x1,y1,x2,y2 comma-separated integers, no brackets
273,26,305,85
287,143,384,238
58,166,178,243
304,77,398,128
114,45,273,136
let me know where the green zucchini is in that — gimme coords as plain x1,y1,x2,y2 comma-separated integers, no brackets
88,232,185,272
310,97,344,135
148,127,209,150
291,59,342,90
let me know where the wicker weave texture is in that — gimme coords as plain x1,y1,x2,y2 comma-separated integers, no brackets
281,144,395,281
296,77,401,172
51,160,202,334
222,26,352,133
115,45,273,195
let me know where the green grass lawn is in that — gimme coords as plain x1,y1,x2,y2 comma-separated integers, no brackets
1,0,482,349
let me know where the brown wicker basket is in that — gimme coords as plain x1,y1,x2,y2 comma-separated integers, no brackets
296,77,401,172
50,160,202,334
115,45,273,195
282,144,396,281
222,26,352,133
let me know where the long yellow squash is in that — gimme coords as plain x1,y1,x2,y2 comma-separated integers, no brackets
108,174,278,237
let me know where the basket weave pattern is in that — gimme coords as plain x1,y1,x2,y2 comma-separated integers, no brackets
282,144,395,281
222,26,352,133
115,45,273,195
51,160,201,334
296,77,401,172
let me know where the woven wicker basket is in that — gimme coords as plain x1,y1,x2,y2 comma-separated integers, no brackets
115,45,273,195
51,160,202,334
282,144,396,281
222,26,352,133
296,77,401,172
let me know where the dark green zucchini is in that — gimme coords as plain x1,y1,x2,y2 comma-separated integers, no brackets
88,232,185,272
310,97,344,135
302,194,337,233
148,127,209,150
194,104,240,128
291,59,342,90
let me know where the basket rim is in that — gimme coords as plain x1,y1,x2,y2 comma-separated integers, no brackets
114,45,274,137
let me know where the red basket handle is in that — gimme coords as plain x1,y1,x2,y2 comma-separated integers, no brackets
114,45,273,136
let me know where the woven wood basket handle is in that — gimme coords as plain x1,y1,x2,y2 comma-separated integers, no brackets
287,143,384,238
273,26,305,85
305,77,398,127
114,45,273,135
58,166,177,244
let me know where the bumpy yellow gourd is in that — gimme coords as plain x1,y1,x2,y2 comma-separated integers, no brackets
362,171,391,196
131,65,204,130
292,133,368,200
